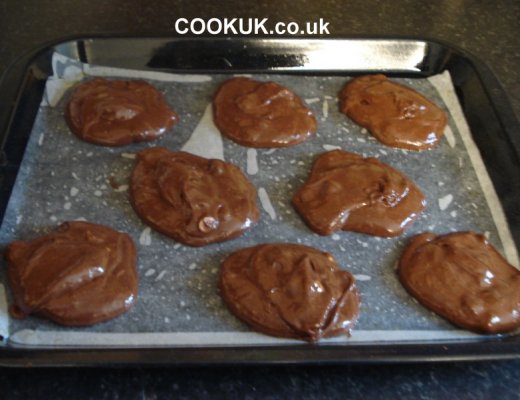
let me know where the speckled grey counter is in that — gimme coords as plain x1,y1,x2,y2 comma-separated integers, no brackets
0,0,519,399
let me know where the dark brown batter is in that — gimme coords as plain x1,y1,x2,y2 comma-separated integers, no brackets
5,221,138,326
220,243,359,342
292,150,426,237
66,78,178,146
339,74,447,151
130,147,259,247
399,232,520,334
213,77,317,148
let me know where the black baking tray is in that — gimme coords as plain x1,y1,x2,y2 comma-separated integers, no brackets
0,36,519,367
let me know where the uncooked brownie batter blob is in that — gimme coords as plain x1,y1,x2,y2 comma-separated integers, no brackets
213,77,317,148
220,243,359,342
66,78,178,146
399,231,520,334
292,150,425,237
5,221,138,326
339,74,447,151
130,147,259,246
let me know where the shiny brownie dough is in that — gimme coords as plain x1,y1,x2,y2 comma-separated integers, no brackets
339,74,447,151
399,231,520,334
66,78,178,146
213,77,317,148
292,150,426,237
5,221,138,326
130,147,259,246
220,243,360,342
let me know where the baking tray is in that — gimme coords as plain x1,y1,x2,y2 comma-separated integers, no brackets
0,37,520,366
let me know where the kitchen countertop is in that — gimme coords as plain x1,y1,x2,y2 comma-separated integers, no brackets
0,0,519,398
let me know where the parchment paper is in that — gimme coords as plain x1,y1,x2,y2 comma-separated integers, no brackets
0,52,517,347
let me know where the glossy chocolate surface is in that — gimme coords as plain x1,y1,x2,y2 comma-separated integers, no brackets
220,243,359,342
130,147,259,246
399,231,520,333
292,150,426,237
5,221,138,326
213,77,317,148
340,74,447,151
66,78,178,146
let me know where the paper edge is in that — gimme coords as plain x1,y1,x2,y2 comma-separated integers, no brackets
428,71,520,267
0,284,9,340
7,329,483,348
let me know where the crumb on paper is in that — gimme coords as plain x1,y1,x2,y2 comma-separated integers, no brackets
114,185,128,193
354,274,371,282
322,99,329,119
258,187,276,220
438,194,454,210
139,227,152,246
323,144,341,151
246,148,259,175
305,97,320,104
156,270,167,281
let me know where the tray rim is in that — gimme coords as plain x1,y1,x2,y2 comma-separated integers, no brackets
1,35,520,367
